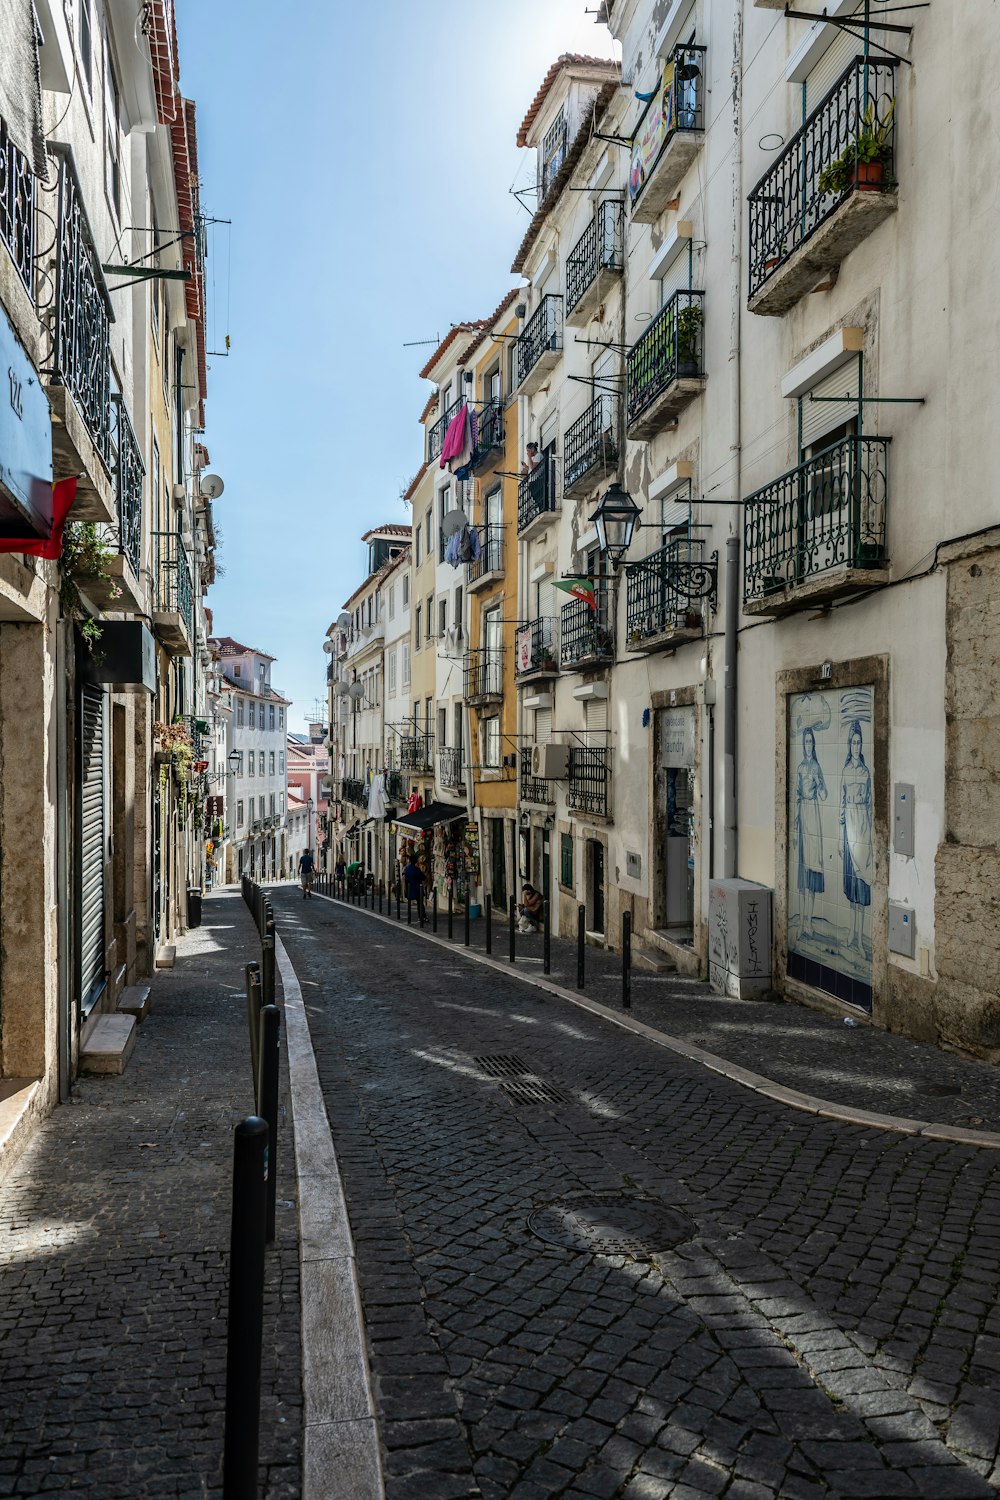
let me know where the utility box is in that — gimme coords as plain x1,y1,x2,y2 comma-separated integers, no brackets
709,879,773,998
888,902,916,958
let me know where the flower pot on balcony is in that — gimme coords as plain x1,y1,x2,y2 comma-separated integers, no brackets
856,541,885,565
761,574,785,596
854,159,885,190
683,609,702,630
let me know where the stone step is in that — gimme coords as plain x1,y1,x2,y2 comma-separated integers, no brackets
80,1014,137,1076
155,945,176,970
117,984,152,1022
632,945,676,974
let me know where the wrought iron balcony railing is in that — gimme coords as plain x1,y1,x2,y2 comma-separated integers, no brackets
428,394,464,463
438,746,465,788
399,734,434,772
626,288,705,432
566,200,625,317
629,44,707,220
474,399,504,466
743,436,890,605
386,769,407,803
560,586,614,670
468,523,503,585
518,458,557,533
152,530,194,631
520,761,554,806
50,147,113,465
0,115,34,291
625,537,717,645
516,294,563,390
563,393,618,494
516,617,559,678
748,58,898,301
568,746,611,819
464,649,504,703
110,396,143,578
342,777,366,806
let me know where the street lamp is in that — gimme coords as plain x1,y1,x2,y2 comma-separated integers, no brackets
590,482,641,568
227,749,241,775
307,796,314,853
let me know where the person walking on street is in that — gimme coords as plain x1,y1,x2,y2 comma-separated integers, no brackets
403,854,426,926
298,848,316,899
334,854,347,898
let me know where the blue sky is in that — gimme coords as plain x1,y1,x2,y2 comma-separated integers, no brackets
174,0,617,730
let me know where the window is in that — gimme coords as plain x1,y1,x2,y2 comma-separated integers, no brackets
483,717,501,769
234,662,241,676
269,793,276,816
388,584,395,620
388,649,397,694
415,526,422,566
454,585,463,641
415,605,422,649
438,707,448,748
426,595,433,640
425,510,432,554
402,643,410,687
438,597,447,638
425,697,433,741
540,108,567,197
279,751,284,771
248,753,255,777
259,796,265,819
236,699,245,727
79,0,93,91
258,751,265,775
105,47,122,219
237,801,244,828
402,575,410,607
279,709,284,728
560,832,574,889
269,752,275,775
249,701,256,729
269,706,275,731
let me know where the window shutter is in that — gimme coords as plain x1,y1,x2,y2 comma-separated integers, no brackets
800,359,860,447
535,707,552,744
805,28,858,114
584,698,608,743
659,249,690,306
660,481,691,533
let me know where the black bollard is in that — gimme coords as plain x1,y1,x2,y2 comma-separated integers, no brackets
261,926,275,1009
378,880,383,913
396,883,401,920
577,904,586,990
257,1005,280,1244
245,963,262,1103
486,894,492,955
464,893,470,948
223,1116,268,1500
543,900,551,975
622,909,632,1011
407,896,412,925
432,888,438,934
509,895,516,964
448,887,453,941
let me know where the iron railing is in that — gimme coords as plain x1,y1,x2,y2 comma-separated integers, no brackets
516,294,562,388
109,396,144,578
0,115,34,291
625,537,716,642
748,58,898,299
342,777,366,806
518,458,557,532
386,769,406,802
475,399,504,464
564,393,619,493
743,436,890,604
568,747,611,819
464,650,504,702
428,395,464,463
516,617,559,677
566,200,625,315
50,147,113,464
400,734,434,772
560,586,614,669
520,761,554,805
468,523,503,584
626,288,705,427
152,530,193,632
438,746,465,787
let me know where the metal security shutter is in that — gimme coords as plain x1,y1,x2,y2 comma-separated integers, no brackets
660,480,692,533
659,248,691,306
800,359,860,447
805,27,858,114
584,697,608,744
534,707,552,744
79,685,106,1008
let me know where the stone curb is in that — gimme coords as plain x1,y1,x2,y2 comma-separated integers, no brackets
275,933,385,1500
307,892,1000,1152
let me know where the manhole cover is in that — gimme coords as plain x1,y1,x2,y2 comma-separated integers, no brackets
528,1196,695,1258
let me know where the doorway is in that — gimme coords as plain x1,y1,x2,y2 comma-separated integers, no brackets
655,707,696,938
589,839,605,937
490,818,507,908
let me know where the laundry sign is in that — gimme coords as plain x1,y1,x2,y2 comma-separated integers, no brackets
660,706,696,768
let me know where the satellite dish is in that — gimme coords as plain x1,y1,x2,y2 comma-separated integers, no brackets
334,681,351,697
441,508,468,539
336,611,351,630
200,473,225,499
322,639,335,655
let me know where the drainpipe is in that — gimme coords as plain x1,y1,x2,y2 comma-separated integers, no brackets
56,619,71,1101
723,3,744,880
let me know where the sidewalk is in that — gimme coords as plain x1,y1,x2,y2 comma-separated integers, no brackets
310,881,1000,1140
0,888,302,1500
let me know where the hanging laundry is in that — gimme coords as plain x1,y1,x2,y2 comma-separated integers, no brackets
368,772,388,821
458,524,481,564
445,529,462,567
407,790,423,815
439,403,470,470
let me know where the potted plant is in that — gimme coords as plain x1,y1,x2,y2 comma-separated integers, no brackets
818,99,895,196
763,238,787,274
676,303,703,378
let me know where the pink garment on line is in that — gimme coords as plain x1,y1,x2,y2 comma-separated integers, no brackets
439,404,469,468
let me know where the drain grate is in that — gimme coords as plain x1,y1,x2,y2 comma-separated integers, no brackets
475,1054,532,1077
501,1078,568,1107
528,1196,695,1259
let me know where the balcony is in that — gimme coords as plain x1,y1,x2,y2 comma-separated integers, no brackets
568,746,611,819
626,289,705,439
0,115,34,294
520,761,554,807
342,777,366,807
468,523,504,592
560,587,614,671
386,769,407,803
400,734,434,773
464,650,504,706
629,45,706,223
516,617,559,683
86,397,144,611
566,201,624,327
428,395,464,464
152,530,194,655
748,58,898,316
625,538,717,652
563,394,618,498
743,436,890,615
518,459,558,538
438,746,466,789
46,146,115,523
472,400,504,473
515,294,562,395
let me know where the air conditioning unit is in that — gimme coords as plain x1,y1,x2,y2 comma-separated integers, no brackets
171,483,186,510
531,743,569,779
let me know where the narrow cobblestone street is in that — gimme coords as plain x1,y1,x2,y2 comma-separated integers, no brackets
277,886,1000,1500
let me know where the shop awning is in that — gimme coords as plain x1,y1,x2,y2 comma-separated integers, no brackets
393,800,466,832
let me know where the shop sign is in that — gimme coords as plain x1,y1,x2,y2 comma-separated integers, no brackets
660,706,696,767
516,626,533,674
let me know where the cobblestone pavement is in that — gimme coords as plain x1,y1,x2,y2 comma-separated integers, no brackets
0,889,301,1499
276,886,1000,1500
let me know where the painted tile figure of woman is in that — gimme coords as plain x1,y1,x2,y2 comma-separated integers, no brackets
840,720,873,951
795,727,827,940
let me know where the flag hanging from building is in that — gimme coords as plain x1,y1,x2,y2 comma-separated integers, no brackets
553,576,598,612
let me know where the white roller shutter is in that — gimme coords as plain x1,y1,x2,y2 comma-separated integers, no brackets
584,698,608,744
805,27,858,114
534,707,552,744
800,359,860,447
79,685,106,1008
659,248,691,306
660,480,692,533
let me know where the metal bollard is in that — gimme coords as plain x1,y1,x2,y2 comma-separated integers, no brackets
378,880,383,913
396,883,401,920
257,1005,280,1244
261,928,275,1010
407,896,412,925
509,895,516,964
622,909,632,1011
543,900,551,975
432,888,438,933
448,887,453,941
223,1116,268,1500
485,894,492,955
464,894,470,948
246,966,263,1107
577,905,586,990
